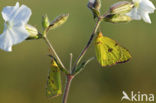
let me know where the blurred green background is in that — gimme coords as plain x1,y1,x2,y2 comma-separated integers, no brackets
0,0,156,103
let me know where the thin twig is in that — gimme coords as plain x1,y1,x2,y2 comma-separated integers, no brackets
43,36,67,70
72,17,102,73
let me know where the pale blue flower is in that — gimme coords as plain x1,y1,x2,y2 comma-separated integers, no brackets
0,2,32,52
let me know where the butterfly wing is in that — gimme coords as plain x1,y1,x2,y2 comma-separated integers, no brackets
46,59,62,98
118,46,131,63
95,32,131,67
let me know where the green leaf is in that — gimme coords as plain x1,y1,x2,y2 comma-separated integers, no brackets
73,57,94,76
46,58,62,98
94,32,131,67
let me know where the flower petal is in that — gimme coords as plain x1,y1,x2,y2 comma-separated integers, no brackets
1,2,19,22
12,4,32,25
143,0,155,10
11,25,29,45
0,26,13,52
0,24,29,52
89,0,95,3
141,12,151,23
126,8,141,20
140,0,155,13
133,0,141,3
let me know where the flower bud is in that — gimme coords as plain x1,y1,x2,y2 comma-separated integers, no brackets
25,24,39,40
49,14,69,30
42,15,50,30
104,14,132,23
110,1,134,14
88,0,101,11
88,0,101,18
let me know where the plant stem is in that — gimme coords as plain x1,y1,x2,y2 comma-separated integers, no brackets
61,17,103,103
62,75,74,103
69,53,73,73
43,36,67,70
72,17,102,73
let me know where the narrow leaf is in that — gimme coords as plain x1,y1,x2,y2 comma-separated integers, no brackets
73,57,94,76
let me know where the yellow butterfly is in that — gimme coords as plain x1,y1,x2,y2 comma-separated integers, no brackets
95,32,131,67
46,58,62,98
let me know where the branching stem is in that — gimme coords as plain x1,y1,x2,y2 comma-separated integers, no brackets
72,17,102,74
44,15,103,103
62,17,102,103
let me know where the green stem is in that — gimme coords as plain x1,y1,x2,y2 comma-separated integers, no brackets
62,18,102,103
62,75,74,103
43,36,67,71
72,17,102,74
69,53,73,74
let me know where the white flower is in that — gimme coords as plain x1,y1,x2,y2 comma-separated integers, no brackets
89,0,95,4
0,2,32,52
126,0,155,23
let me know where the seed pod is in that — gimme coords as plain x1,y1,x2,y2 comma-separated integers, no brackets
88,0,101,18
110,1,134,14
